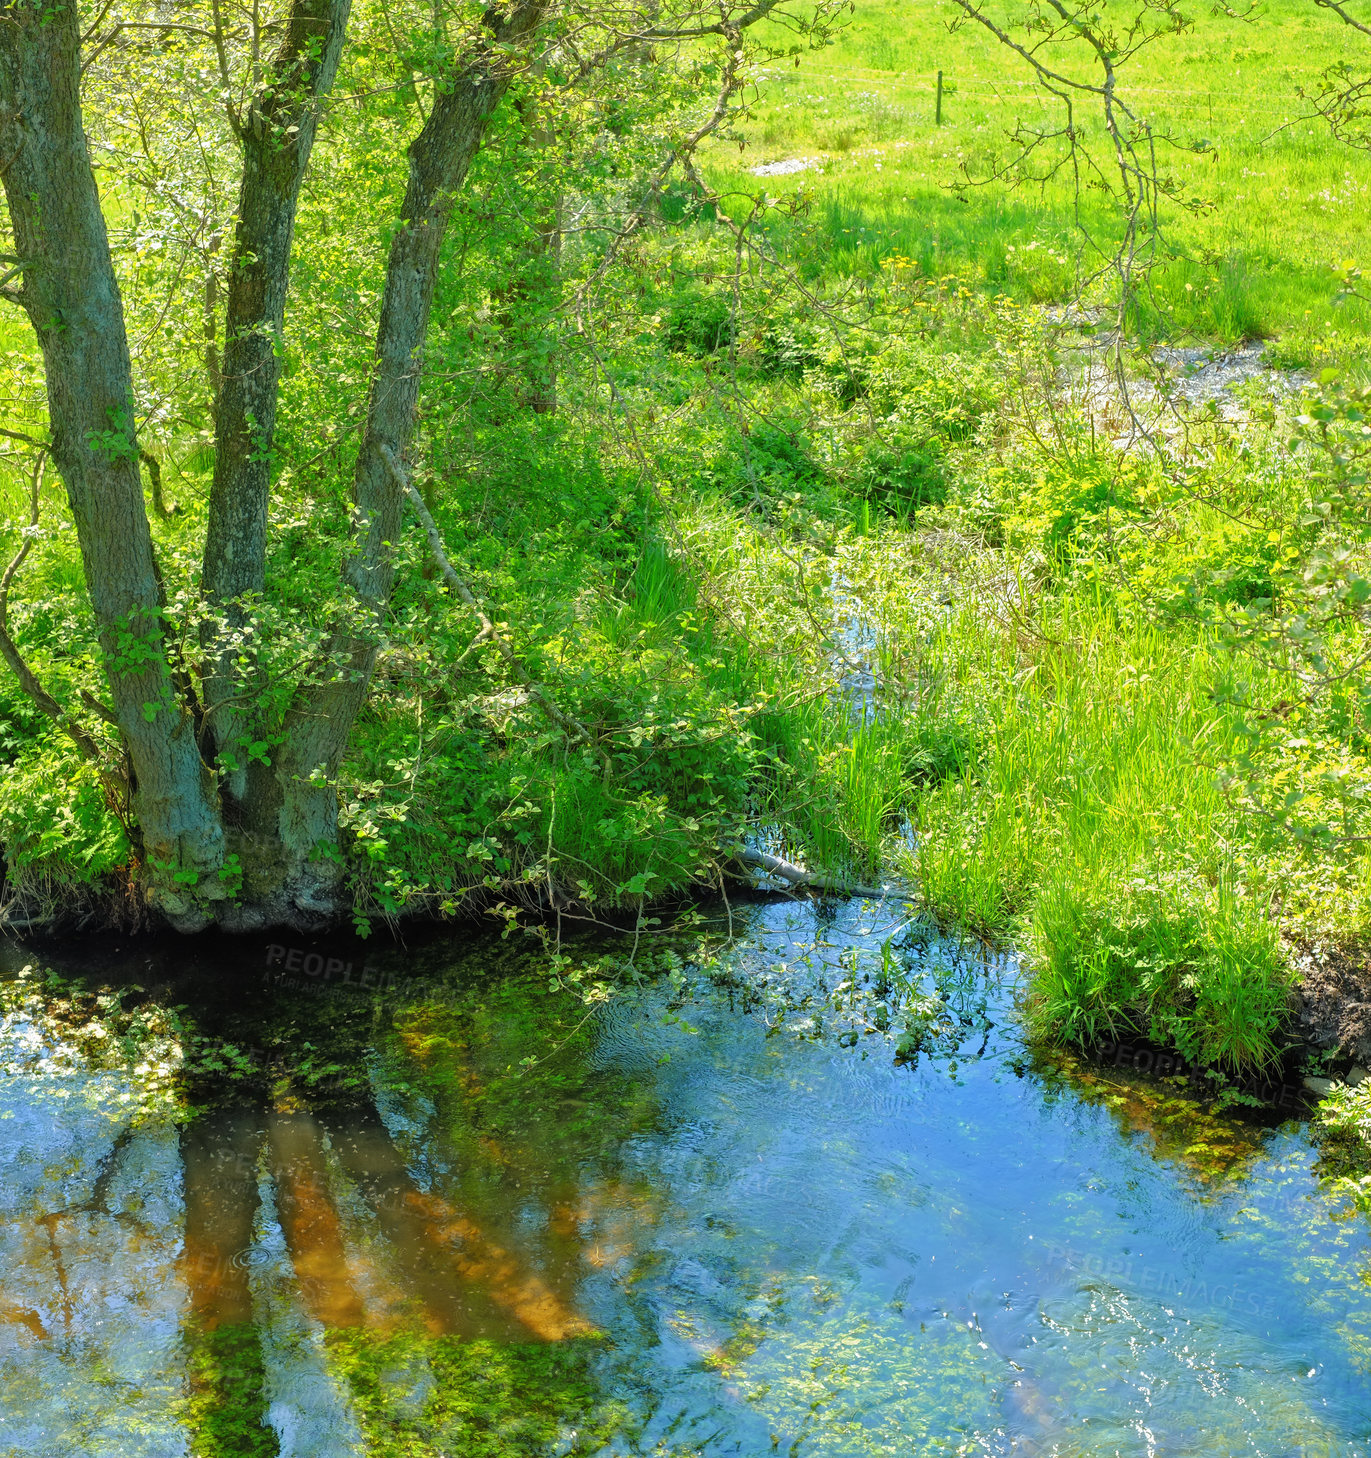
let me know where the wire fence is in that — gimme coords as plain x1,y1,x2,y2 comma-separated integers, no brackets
758,64,1337,123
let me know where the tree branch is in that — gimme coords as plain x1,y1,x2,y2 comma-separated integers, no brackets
383,445,591,745
1314,0,1371,39
731,845,885,899
0,451,123,786
139,448,179,518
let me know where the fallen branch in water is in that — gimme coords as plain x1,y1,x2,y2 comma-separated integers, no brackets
385,446,590,746
731,846,886,900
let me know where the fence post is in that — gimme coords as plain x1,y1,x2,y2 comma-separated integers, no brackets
936,69,944,126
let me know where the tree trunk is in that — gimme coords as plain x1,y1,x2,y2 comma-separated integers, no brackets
0,1,225,924
256,0,549,904
201,0,352,804
495,96,561,414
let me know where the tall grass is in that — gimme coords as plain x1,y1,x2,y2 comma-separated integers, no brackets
689,491,1309,1070
873,583,1299,1068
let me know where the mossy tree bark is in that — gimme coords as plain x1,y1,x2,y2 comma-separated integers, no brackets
0,0,776,929
259,0,549,907
201,0,352,806
0,0,226,922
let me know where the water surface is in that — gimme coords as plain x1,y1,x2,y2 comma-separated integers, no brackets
1,897,1368,1456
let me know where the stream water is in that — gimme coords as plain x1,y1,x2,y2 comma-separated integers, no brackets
1,896,1369,1456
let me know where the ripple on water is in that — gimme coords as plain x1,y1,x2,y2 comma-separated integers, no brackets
0,900,1368,1455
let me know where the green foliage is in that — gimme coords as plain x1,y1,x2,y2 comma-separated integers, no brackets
4,0,1371,1087
663,291,736,356
1025,869,1290,1070
717,420,826,500
1314,1079,1371,1217
85,405,139,465
0,743,128,884
333,426,766,917
862,332,1004,444
1319,1078,1371,1147
757,322,821,380
848,434,945,515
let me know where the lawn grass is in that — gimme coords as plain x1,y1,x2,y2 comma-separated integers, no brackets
712,0,1371,353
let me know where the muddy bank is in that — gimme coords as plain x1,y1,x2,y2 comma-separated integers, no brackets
1290,939,1371,1066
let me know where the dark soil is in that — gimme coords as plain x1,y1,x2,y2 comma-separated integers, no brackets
1290,940,1371,1065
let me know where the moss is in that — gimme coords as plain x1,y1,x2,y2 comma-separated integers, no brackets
183,1323,276,1458
1035,1044,1272,1185
326,1328,628,1458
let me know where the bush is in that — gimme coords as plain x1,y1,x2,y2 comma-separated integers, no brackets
702,422,828,503
864,337,1005,443
663,293,736,356
757,323,822,381
849,434,946,514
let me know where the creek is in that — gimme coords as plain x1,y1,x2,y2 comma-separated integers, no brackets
0,895,1369,1456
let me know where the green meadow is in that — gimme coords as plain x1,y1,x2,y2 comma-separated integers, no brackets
724,0,1371,353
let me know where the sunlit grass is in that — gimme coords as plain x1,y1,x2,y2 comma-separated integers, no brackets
707,0,1371,348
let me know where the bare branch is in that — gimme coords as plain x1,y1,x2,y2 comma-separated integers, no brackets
384,446,591,745
1314,0,1371,39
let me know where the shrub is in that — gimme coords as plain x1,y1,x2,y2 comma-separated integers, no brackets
702,422,828,503
757,323,822,381
663,293,736,356
849,434,946,514
865,337,1005,443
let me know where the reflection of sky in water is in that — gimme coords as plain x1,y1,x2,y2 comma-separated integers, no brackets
0,1070,187,1456
573,901,1371,1456
0,899,1369,1456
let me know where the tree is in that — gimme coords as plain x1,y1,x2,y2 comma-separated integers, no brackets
0,0,835,929
199,0,352,811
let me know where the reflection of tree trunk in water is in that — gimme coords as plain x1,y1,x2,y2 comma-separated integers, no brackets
179,1095,587,1342
318,1101,590,1341
182,1113,265,1327
182,1107,370,1331
180,1113,277,1458
267,1110,366,1328
0,1300,48,1339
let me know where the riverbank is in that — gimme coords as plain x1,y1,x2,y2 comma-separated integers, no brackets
6,0,1371,1083
6,298,1371,1087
